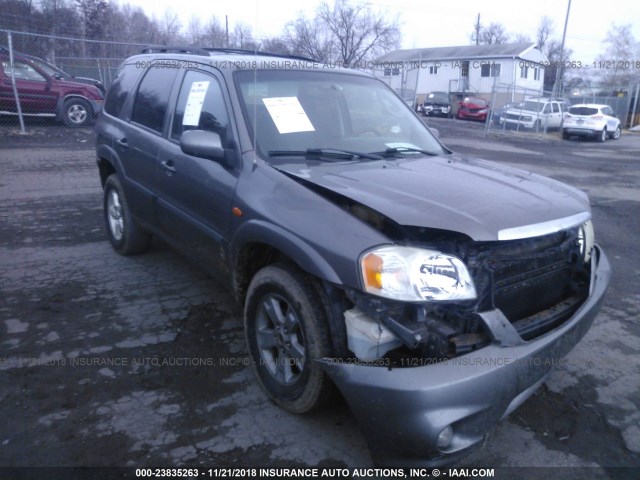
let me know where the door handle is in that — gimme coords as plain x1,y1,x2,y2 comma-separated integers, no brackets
161,160,176,175
116,138,128,148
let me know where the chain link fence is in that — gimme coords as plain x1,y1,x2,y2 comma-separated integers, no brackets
485,80,640,139
0,29,151,131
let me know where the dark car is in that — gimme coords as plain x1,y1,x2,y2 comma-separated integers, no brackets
422,91,452,117
95,48,609,467
456,96,490,122
0,51,104,126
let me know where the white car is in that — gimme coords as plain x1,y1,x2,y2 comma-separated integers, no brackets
562,104,621,142
500,98,564,131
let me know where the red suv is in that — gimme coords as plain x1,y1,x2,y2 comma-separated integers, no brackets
456,96,490,122
0,53,104,127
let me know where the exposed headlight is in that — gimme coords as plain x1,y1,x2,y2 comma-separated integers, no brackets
360,245,477,302
522,115,532,121
578,220,595,262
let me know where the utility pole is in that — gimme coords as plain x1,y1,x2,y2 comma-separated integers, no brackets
225,15,229,48
474,13,481,45
553,0,571,97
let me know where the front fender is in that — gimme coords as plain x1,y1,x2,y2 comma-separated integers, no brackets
230,219,342,285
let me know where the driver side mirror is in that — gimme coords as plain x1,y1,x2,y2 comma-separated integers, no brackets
180,130,237,168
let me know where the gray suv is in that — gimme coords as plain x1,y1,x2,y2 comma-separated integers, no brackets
95,48,610,467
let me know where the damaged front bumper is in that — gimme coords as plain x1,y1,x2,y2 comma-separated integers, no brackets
320,246,610,467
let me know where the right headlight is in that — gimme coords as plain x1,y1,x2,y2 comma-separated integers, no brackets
360,245,477,302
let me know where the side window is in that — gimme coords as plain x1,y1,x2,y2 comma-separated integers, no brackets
552,103,559,113
171,71,230,143
131,65,180,133
104,64,140,118
4,60,45,81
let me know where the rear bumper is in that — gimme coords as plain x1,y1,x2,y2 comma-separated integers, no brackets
321,246,610,467
564,126,600,137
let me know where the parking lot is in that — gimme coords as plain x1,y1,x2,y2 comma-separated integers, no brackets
1,120,639,477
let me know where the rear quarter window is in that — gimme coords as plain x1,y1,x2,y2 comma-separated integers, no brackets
104,64,140,118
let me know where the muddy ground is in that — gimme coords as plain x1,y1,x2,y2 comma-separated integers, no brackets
0,121,638,479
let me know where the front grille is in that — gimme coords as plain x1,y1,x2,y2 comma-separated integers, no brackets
505,112,528,121
468,230,589,338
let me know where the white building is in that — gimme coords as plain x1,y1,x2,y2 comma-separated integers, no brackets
373,43,548,106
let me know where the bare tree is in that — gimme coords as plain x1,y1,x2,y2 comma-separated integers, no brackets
187,15,204,45
543,39,573,91
203,16,226,48
287,0,400,66
596,23,639,86
260,37,291,55
231,23,258,50
286,16,334,61
158,9,182,44
478,22,509,45
536,16,554,51
514,34,532,43
75,0,108,39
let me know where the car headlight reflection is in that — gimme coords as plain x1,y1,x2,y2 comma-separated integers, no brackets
360,246,477,302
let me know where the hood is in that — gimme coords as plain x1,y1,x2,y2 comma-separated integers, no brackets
274,154,590,241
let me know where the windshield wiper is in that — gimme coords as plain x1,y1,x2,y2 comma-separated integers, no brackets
377,147,439,157
269,148,383,161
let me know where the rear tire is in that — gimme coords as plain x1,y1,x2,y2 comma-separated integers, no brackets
597,128,606,143
609,125,621,140
103,174,151,255
244,264,334,414
562,129,570,140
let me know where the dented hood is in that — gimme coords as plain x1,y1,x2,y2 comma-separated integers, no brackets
274,154,590,241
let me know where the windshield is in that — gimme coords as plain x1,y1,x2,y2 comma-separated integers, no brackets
426,92,449,103
520,101,545,112
234,69,447,162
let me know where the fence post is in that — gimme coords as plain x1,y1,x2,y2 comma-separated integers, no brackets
7,31,27,134
631,83,640,129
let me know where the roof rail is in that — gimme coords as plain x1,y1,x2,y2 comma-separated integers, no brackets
139,46,211,57
202,48,317,63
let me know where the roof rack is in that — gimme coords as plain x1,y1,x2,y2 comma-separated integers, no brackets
137,46,318,63
139,46,211,57
202,48,317,62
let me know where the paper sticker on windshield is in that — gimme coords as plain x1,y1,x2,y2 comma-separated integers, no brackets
182,81,210,126
262,97,315,134
386,142,422,152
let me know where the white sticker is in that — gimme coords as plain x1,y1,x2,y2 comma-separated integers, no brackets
262,97,315,134
182,81,210,126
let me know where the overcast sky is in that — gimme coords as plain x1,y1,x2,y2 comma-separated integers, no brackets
124,0,640,63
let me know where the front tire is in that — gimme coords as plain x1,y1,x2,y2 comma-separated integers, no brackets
103,174,151,255
245,264,334,414
61,98,93,127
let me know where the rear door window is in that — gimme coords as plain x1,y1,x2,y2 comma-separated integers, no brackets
131,65,180,133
